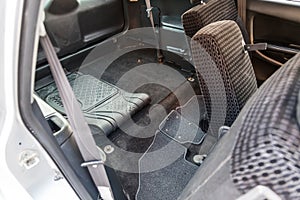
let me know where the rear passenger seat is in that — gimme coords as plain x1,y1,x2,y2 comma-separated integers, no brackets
179,36,300,200
190,20,257,135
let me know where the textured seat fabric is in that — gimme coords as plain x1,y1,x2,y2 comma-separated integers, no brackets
231,52,300,199
178,52,300,200
182,0,237,38
182,0,249,43
191,20,257,135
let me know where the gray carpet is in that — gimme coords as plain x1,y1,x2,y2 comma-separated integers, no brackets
159,110,206,144
137,132,198,200
176,95,210,133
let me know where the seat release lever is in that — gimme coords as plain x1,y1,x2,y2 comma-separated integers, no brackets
244,43,268,51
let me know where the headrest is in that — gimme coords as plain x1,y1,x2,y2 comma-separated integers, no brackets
182,0,238,38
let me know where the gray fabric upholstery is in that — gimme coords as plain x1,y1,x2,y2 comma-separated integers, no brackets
179,51,300,200
182,0,238,38
182,0,250,43
177,62,265,200
191,20,257,135
231,52,300,199
297,91,300,127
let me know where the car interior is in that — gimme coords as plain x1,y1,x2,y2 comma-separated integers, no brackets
27,0,300,199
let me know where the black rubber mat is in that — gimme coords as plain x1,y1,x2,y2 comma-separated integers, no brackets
159,110,206,144
136,132,198,200
45,73,118,112
35,72,150,135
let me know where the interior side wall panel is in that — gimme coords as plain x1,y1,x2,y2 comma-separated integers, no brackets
43,0,125,58
246,0,300,83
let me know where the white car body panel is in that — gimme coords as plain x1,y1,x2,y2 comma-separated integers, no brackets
0,0,79,199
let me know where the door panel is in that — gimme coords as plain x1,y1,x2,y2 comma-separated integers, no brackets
252,14,300,63
246,0,300,83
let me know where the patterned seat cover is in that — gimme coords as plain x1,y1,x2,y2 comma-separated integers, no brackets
182,0,249,43
191,20,257,135
182,0,238,38
231,51,300,199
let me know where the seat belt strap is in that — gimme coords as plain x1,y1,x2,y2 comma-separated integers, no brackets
144,0,164,62
39,22,114,200
145,0,155,29
237,0,247,24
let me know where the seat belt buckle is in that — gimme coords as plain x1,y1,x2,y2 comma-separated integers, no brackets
146,7,153,18
244,43,267,51
81,160,104,168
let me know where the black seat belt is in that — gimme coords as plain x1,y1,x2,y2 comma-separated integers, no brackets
39,19,114,200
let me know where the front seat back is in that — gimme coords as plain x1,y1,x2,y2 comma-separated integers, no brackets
191,20,257,135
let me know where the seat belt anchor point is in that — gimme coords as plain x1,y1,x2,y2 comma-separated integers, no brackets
81,160,104,168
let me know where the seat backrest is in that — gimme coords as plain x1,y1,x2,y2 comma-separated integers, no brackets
191,20,257,135
182,0,249,43
177,49,300,200
231,51,300,200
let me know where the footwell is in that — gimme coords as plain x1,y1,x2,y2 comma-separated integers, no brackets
136,132,198,200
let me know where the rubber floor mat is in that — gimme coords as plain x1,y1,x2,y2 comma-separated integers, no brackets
45,74,118,112
159,110,206,144
136,132,198,200
35,72,150,135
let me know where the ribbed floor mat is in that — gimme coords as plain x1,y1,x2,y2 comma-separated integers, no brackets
35,72,150,135
159,110,206,144
136,132,198,200
45,74,119,112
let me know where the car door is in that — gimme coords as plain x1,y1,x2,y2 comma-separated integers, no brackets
246,0,300,83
